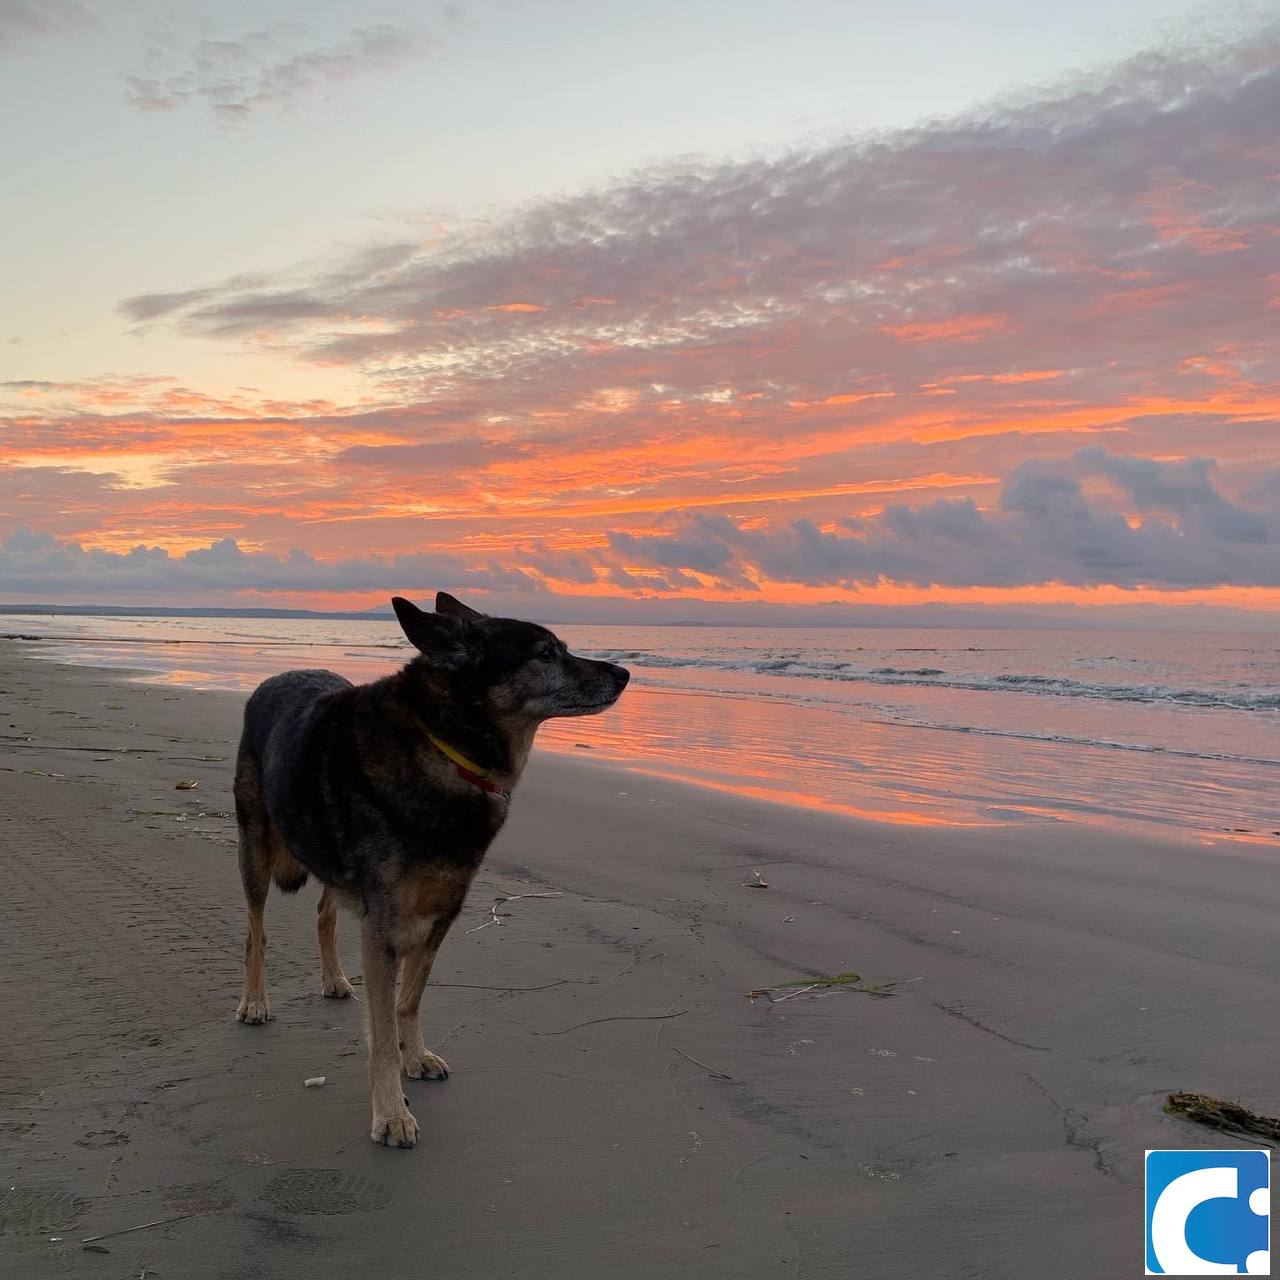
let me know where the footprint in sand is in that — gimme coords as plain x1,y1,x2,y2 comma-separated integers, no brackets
0,1187,86,1237
261,1169,392,1216
74,1130,130,1150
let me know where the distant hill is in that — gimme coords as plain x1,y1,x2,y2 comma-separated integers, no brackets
0,604,394,621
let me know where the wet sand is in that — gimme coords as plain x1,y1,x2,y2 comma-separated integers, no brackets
1,642,1277,1278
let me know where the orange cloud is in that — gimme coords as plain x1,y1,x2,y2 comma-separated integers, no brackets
879,313,1008,343
942,369,1066,385
818,390,896,407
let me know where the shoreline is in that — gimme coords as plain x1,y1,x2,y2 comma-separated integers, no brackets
10,626,1280,850
3,642,1280,1277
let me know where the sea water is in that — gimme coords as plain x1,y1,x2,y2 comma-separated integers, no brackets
7,614,1277,848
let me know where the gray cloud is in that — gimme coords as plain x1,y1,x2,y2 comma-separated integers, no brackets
519,542,598,587
118,286,218,324
608,523,745,582
0,528,538,598
0,0,93,54
125,23,437,122
1072,446,1267,544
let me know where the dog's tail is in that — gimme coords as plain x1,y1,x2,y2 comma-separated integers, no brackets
273,854,310,895
234,743,312,896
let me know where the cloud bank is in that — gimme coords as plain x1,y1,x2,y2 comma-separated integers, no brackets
3,451,1276,605
610,449,1280,592
7,26,1280,613
0,528,535,598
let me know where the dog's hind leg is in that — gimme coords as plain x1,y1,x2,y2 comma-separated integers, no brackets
233,748,272,1025
396,916,456,1081
362,923,418,1148
317,888,354,998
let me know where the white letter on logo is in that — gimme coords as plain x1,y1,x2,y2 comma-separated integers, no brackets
1150,1166,1239,1275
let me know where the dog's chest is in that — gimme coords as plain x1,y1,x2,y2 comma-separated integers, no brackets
385,863,477,948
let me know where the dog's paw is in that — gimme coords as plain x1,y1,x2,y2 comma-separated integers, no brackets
321,974,355,999
402,1048,449,1081
236,994,271,1024
371,1104,419,1149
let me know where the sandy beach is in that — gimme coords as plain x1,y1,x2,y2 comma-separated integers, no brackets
2,641,1278,1280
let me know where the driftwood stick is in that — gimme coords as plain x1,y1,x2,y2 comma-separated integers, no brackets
82,1212,201,1245
465,891,563,934
534,1010,689,1036
672,1046,732,1080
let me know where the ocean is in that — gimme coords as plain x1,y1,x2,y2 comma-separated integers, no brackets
6,613,1278,848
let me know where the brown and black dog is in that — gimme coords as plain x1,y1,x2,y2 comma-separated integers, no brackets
232,592,629,1147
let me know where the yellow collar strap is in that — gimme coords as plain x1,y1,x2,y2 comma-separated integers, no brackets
425,732,509,799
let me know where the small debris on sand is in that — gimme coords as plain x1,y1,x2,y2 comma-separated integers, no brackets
1164,1091,1280,1143
174,779,199,790
303,1077,327,1088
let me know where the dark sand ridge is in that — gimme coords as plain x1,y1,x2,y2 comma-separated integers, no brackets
1,642,1277,1279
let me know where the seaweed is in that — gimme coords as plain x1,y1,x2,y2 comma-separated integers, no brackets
1163,1091,1280,1145
748,971,898,1002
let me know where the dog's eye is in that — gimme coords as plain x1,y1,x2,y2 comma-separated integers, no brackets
536,642,557,662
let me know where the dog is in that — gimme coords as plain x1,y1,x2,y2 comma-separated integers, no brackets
232,591,630,1147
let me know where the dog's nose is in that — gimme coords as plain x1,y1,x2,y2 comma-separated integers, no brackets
608,663,630,687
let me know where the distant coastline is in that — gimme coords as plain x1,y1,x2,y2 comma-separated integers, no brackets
0,603,395,622
2,601,1279,632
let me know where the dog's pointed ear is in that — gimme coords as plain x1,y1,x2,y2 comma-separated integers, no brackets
435,591,484,620
392,595,465,659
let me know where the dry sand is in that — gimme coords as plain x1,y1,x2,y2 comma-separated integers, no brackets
1,642,1277,1279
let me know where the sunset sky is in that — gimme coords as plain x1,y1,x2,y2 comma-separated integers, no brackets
2,0,1279,622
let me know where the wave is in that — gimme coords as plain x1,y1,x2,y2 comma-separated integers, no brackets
871,666,945,677
583,649,1280,712
11,628,1276,715
871,716,1280,769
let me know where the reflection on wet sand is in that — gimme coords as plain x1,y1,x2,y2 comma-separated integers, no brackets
539,684,1277,847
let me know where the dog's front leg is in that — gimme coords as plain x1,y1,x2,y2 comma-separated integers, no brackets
361,923,419,1148
397,916,455,1081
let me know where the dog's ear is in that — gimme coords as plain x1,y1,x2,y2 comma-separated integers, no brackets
435,591,484,620
392,595,469,663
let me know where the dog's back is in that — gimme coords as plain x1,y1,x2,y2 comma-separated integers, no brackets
241,668,351,795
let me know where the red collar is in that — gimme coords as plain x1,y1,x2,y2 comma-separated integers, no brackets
452,761,510,800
